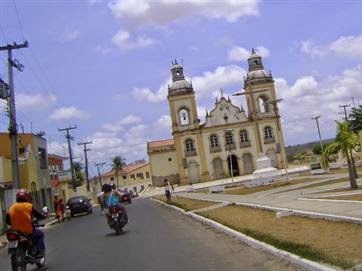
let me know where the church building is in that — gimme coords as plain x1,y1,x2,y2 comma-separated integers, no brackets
147,50,287,186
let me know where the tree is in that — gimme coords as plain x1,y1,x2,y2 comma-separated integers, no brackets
322,121,359,189
312,144,323,155
349,105,362,133
111,156,127,188
73,161,84,187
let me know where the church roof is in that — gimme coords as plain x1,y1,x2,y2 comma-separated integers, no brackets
148,139,174,148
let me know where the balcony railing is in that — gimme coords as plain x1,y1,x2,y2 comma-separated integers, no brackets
264,137,275,144
225,142,236,150
239,141,251,148
185,149,197,157
210,145,221,153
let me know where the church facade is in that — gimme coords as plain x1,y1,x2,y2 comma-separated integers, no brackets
148,50,287,186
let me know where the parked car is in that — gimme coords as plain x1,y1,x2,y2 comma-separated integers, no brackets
118,190,132,204
67,196,93,216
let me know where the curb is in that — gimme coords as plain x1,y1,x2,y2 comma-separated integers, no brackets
45,219,60,227
151,198,340,271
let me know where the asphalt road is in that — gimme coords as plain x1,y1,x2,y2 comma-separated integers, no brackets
0,198,304,271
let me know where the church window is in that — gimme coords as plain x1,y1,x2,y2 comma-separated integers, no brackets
179,108,189,125
240,129,249,143
258,95,269,113
264,126,273,139
210,134,219,148
185,138,196,156
225,131,234,145
185,139,195,152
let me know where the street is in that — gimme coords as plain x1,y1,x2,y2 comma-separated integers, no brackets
0,198,304,271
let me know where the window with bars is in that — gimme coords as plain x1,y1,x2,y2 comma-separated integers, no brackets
210,134,219,147
225,131,234,145
240,129,249,143
264,126,273,139
185,139,195,152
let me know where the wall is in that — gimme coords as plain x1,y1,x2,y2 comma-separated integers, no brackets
149,150,179,186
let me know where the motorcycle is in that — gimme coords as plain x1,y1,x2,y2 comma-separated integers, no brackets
6,220,46,271
104,204,127,235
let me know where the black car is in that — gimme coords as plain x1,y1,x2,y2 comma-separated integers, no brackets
67,196,93,216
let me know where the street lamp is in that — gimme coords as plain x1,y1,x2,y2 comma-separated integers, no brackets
225,128,234,185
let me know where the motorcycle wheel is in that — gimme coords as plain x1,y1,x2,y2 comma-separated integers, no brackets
115,221,121,235
36,255,46,268
11,246,26,271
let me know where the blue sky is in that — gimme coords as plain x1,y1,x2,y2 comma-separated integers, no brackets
0,0,361,174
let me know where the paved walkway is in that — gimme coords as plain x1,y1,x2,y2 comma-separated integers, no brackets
141,166,310,198
178,174,362,220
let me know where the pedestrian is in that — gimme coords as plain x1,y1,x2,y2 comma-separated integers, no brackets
164,179,172,202
58,199,65,222
53,196,58,214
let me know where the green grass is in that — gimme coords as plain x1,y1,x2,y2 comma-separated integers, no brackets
200,214,354,270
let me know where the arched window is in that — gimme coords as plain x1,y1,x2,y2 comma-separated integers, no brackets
225,131,234,145
258,95,269,113
210,134,219,148
264,126,273,139
179,108,189,125
240,129,249,143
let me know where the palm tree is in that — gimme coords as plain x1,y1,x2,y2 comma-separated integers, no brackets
111,156,127,188
322,121,359,189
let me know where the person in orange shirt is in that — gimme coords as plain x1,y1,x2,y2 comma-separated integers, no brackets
6,189,47,257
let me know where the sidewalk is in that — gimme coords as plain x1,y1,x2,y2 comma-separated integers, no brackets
178,175,362,221
141,166,310,198
0,216,58,249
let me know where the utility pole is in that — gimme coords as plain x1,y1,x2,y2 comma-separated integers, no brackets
58,126,77,191
0,41,29,190
78,141,92,192
266,99,289,181
339,104,350,121
95,162,106,189
312,115,324,153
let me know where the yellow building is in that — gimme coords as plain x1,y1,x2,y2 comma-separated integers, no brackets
0,133,51,209
101,163,152,193
148,51,287,186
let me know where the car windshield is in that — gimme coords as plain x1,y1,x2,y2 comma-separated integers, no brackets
68,197,87,203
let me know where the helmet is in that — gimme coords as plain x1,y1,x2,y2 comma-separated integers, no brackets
102,183,112,193
16,189,31,202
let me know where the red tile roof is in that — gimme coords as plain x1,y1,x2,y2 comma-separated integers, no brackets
148,139,174,148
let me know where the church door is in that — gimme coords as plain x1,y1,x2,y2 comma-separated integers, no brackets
213,158,223,179
242,153,253,174
188,162,200,184
227,154,240,177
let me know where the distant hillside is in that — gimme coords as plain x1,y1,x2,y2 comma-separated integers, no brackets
285,138,334,161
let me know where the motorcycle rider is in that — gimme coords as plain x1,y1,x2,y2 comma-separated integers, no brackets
100,183,128,225
6,189,47,257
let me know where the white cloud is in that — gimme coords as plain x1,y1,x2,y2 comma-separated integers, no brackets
301,35,362,58
228,46,270,62
109,0,260,27
64,30,80,41
120,114,142,125
112,29,157,50
275,65,362,144
16,93,56,110
157,114,171,128
49,106,88,120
